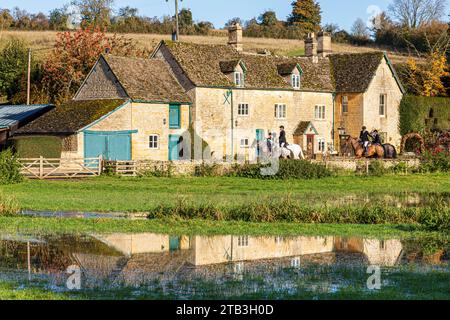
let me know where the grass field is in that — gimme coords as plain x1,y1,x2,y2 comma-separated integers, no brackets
0,174,448,213
0,30,413,64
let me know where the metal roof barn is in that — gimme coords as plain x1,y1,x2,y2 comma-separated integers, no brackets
0,104,54,130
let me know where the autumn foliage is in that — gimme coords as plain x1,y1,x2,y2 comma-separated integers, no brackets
42,27,150,103
404,50,450,97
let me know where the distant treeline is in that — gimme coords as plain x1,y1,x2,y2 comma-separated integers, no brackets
1,1,449,53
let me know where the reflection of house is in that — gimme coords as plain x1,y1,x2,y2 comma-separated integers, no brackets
15,56,191,161
335,237,403,266
0,233,407,290
187,235,334,266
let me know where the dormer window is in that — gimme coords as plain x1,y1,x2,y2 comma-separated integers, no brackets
277,62,303,90
291,74,301,89
220,59,247,88
234,71,244,87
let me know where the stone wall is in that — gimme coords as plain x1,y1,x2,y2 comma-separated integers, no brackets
127,158,422,176
193,87,334,161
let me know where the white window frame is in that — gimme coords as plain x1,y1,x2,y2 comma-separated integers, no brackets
342,96,348,113
274,104,287,119
240,138,250,148
149,134,159,149
379,94,386,117
315,105,326,120
237,103,249,116
238,236,249,247
234,71,244,87
318,138,326,152
291,74,301,89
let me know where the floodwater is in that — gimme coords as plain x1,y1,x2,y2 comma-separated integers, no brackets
0,232,448,299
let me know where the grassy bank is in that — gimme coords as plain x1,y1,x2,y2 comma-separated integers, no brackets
0,281,72,300
0,216,447,239
0,174,448,213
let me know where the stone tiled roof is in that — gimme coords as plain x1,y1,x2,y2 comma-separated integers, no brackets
157,41,400,94
103,55,191,103
160,41,335,92
329,52,385,93
294,121,311,136
16,99,126,134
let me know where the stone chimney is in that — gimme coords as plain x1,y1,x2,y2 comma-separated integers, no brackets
305,33,317,57
228,23,243,52
317,31,332,57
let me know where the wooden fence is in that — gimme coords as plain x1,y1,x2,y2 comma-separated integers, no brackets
19,156,102,179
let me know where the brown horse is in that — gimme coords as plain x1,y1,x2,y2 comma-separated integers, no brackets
345,136,384,158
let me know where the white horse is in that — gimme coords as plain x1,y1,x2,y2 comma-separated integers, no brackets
252,140,305,160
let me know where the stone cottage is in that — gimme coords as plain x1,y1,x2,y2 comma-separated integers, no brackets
151,26,405,160
16,55,191,161
15,25,404,161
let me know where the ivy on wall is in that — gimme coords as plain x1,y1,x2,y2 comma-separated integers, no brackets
9,136,62,158
399,95,450,136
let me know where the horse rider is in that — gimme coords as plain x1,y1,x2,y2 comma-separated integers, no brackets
359,126,372,156
371,129,382,145
279,126,288,148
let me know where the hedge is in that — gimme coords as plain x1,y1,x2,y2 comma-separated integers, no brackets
9,136,62,158
399,95,450,135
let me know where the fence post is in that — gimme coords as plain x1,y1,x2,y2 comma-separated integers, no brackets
365,158,369,174
98,155,103,176
39,156,44,179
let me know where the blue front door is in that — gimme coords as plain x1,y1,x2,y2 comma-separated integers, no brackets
256,129,264,156
85,131,132,160
168,134,180,161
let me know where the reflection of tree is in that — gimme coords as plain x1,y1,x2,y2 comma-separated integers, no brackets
402,236,448,264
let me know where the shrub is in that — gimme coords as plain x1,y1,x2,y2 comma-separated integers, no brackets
230,160,332,179
368,160,387,176
139,163,175,178
195,163,219,177
0,149,24,184
399,96,450,135
419,150,450,173
0,193,20,216
418,201,450,232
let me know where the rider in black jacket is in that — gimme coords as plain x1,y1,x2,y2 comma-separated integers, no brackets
359,126,372,155
279,126,288,147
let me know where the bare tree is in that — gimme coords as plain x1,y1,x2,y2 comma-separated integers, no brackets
389,0,446,29
351,18,369,39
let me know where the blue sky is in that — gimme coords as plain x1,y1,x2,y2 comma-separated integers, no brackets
3,0,449,31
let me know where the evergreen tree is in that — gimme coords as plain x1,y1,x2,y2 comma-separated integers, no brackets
288,0,321,33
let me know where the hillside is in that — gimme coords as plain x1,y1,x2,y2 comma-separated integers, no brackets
0,30,413,64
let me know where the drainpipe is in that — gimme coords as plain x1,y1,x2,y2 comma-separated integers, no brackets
332,92,336,148
230,89,234,160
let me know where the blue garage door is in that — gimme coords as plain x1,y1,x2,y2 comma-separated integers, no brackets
84,131,133,160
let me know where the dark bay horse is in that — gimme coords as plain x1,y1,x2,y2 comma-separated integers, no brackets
345,136,397,159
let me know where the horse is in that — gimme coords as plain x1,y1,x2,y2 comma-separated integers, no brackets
344,136,397,159
252,140,305,160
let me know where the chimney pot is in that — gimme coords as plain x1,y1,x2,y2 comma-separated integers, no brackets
228,23,243,52
305,33,317,57
317,31,332,57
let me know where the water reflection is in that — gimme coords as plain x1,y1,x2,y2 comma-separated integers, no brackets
0,233,448,298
